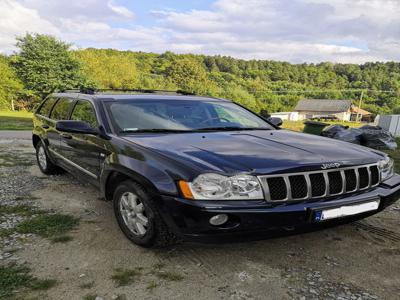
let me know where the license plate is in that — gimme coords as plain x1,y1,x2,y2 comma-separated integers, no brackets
313,200,380,222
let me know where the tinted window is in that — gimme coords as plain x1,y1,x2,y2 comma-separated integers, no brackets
71,101,98,128
50,98,74,120
38,97,57,117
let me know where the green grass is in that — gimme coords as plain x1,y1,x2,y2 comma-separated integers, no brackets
0,204,42,217
16,214,79,238
0,152,34,167
82,294,97,300
0,111,33,130
50,235,73,243
282,120,360,132
0,264,57,299
111,268,141,287
146,281,158,291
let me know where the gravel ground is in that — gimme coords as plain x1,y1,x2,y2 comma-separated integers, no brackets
0,135,400,300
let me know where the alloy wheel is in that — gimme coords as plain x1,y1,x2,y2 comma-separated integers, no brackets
119,191,149,236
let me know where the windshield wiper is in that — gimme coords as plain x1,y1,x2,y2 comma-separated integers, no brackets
120,129,192,133
195,127,271,131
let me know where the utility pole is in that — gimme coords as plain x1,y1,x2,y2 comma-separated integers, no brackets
356,90,364,122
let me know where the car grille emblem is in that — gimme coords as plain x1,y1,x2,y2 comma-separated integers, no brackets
321,162,341,170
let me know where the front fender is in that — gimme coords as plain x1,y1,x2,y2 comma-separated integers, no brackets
99,153,179,199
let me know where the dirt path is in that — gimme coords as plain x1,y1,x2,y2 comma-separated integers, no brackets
1,138,400,300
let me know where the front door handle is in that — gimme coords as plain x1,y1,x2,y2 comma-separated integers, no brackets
41,124,49,129
60,133,72,139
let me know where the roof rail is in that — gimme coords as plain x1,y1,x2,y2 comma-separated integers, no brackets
59,88,195,96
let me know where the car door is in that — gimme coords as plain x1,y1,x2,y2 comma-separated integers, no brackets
35,96,59,154
59,99,103,185
48,97,76,156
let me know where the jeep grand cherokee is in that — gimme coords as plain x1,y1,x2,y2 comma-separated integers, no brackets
32,90,400,247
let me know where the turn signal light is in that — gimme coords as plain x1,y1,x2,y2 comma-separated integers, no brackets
178,180,194,199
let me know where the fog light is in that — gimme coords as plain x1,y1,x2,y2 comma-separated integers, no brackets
209,214,228,226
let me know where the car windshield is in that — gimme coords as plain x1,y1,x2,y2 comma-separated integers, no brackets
106,99,274,133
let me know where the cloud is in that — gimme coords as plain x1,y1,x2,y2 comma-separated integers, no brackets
1,0,400,63
107,0,134,19
0,0,59,53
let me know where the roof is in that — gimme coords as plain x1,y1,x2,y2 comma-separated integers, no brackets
52,93,229,102
294,99,352,113
350,106,371,115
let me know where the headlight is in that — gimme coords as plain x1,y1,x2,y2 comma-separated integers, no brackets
185,173,264,200
378,156,394,181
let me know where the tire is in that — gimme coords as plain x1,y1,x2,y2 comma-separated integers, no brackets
35,140,63,175
113,180,176,247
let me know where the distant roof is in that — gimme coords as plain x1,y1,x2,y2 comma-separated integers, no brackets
351,106,371,115
294,99,352,113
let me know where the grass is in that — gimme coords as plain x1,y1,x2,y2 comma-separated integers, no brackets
0,152,34,167
0,204,42,217
82,294,97,300
16,214,79,238
0,264,57,299
146,281,158,291
111,268,141,287
50,235,73,243
0,111,33,130
282,120,360,132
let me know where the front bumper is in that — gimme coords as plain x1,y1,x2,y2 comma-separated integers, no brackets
159,174,400,243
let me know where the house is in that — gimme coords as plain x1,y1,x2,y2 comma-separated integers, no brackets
294,99,371,121
269,111,299,121
350,106,373,122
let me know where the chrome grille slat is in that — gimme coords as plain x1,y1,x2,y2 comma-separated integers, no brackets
258,163,380,202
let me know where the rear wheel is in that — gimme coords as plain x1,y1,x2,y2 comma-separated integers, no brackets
35,141,63,175
113,180,176,247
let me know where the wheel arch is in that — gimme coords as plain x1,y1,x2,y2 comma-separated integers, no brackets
102,167,162,202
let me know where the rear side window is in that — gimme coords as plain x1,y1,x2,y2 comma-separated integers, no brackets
70,100,98,128
38,97,57,117
50,98,74,120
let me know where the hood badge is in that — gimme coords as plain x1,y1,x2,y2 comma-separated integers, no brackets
321,162,341,170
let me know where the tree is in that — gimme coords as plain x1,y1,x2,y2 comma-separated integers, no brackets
74,49,138,89
0,56,23,110
165,57,210,93
12,33,84,99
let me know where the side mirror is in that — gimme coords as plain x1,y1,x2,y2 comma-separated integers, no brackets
267,117,283,127
56,120,98,135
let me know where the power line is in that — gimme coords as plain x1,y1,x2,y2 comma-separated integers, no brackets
251,89,398,94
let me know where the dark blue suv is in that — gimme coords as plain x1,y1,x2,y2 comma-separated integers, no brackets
32,90,400,247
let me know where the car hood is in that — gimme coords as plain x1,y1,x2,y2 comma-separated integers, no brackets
122,130,384,174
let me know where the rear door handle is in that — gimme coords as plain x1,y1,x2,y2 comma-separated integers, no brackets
61,133,72,139
41,124,49,129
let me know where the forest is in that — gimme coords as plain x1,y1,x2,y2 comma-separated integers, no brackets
1,34,400,115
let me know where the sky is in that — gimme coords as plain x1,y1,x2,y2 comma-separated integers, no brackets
1,0,399,63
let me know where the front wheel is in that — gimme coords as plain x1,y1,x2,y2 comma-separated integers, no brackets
113,180,176,247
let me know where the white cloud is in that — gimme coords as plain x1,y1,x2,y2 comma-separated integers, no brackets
0,0,59,53
1,0,400,62
107,0,134,19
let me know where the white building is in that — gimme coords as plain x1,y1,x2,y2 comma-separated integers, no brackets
269,111,299,121
294,99,353,121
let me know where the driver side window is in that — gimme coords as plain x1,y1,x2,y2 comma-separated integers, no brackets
70,100,98,128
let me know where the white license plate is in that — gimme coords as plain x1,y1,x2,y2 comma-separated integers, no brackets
314,200,380,222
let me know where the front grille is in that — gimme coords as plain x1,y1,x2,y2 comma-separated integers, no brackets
259,164,380,202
